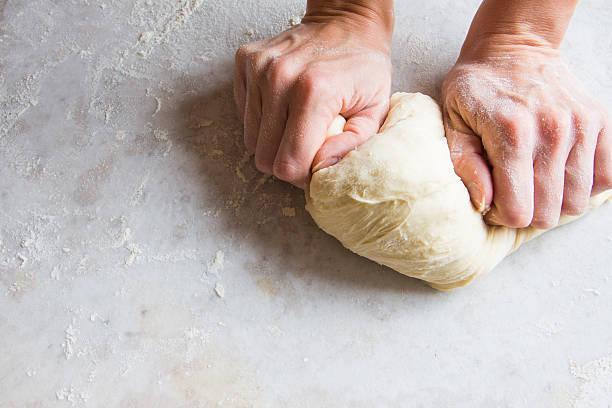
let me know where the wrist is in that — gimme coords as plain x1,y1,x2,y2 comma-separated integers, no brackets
303,0,394,47
458,32,562,63
458,0,577,62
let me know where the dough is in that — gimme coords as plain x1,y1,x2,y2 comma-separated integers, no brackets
306,92,612,290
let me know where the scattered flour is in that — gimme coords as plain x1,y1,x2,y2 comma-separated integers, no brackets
62,324,77,360
0,0,309,405
214,282,225,298
56,386,89,405
138,31,154,43
207,250,225,276
570,355,612,407
583,288,601,296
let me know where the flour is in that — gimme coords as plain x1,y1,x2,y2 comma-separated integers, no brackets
149,248,201,263
152,96,161,115
130,0,205,57
570,355,612,407
207,250,225,277
0,2,302,406
56,386,89,406
5,1,609,406
214,282,225,298
62,323,77,360
0,74,41,138
124,242,142,266
112,224,132,249
235,151,252,183
138,31,154,43
130,172,150,206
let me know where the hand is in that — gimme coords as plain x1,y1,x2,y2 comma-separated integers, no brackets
442,0,612,229
234,3,393,188
443,51,612,229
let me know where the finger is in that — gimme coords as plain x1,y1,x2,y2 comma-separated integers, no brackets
274,106,331,188
253,55,298,173
562,120,596,215
593,125,612,195
243,71,262,154
532,156,565,229
484,120,535,228
311,101,388,173
254,87,288,174
234,45,248,122
444,111,494,212
530,115,571,229
273,74,335,188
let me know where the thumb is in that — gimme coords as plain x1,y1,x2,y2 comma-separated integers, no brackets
311,103,387,173
444,123,494,212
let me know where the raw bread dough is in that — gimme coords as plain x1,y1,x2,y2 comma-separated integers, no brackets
306,92,612,290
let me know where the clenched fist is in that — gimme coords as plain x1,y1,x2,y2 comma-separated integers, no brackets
234,1,394,188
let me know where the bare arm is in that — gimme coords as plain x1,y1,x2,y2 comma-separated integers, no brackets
304,0,394,42
461,0,578,57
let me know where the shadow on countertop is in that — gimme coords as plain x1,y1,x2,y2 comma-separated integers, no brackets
167,62,441,301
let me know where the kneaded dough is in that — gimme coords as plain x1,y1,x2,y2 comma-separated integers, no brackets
306,92,612,290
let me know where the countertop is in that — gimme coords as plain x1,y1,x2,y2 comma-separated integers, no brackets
1,0,612,406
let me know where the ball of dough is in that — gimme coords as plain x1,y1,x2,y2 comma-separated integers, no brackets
306,92,612,290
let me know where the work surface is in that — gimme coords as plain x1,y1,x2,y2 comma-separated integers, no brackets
2,1,612,406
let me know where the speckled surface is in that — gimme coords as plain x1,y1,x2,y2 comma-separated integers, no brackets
1,1,612,406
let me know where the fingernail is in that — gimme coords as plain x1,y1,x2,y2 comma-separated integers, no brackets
467,182,486,212
311,157,339,173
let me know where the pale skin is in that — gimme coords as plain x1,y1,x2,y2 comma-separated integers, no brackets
234,0,612,229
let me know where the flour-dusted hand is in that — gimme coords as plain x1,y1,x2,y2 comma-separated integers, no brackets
234,0,394,189
442,0,612,229
443,54,611,228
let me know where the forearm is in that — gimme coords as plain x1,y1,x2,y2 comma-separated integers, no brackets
303,0,395,42
460,0,578,60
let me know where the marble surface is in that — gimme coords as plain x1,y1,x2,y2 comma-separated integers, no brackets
1,0,612,406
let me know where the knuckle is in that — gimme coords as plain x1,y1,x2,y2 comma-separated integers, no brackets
549,110,570,128
501,133,525,156
272,159,301,182
295,70,329,102
573,128,587,146
496,113,525,132
266,57,293,86
235,44,249,62
246,50,266,70
542,113,570,143
577,102,602,123
572,116,599,145
495,114,531,153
